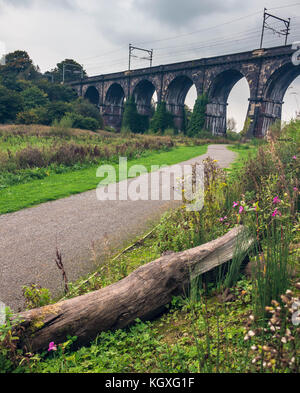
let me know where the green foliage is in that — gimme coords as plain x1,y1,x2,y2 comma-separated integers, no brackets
122,96,148,134
0,50,40,83
226,130,242,141
44,101,72,124
150,101,174,134
187,93,208,137
0,85,23,123
240,117,251,137
16,106,48,125
22,284,52,309
36,79,78,102
156,158,228,254
21,86,49,110
64,113,99,131
71,98,103,128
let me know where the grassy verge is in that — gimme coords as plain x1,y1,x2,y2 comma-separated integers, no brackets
0,145,208,215
226,142,261,175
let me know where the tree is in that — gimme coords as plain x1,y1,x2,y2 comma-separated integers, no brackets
0,85,23,123
50,59,87,83
21,86,49,110
122,96,147,133
37,79,78,102
71,98,103,129
187,93,208,137
0,50,40,82
150,101,174,134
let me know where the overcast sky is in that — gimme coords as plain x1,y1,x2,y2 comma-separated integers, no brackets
0,0,299,130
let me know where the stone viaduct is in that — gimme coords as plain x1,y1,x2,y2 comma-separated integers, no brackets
70,44,300,137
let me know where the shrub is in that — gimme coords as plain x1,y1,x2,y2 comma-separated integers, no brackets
37,79,78,102
16,106,47,125
122,97,148,134
44,101,72,125
150,102,174,134
71,98,103,128
0,85,23,123
187,94,208,137
20,86,48,110
226,131,242,141
66,112,99,131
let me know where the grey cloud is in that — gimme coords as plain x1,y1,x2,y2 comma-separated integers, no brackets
134,0,245,27
0,0,74,9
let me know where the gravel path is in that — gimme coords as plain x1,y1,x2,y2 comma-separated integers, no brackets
0,144,237,311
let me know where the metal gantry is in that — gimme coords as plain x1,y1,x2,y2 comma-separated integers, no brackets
260,8,291,48
128,44,153,71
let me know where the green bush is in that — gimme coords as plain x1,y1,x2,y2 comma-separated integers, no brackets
20,86,49,110
16,106,47,125
0,85,23,123
44,101,72,124
37,79,78,102
150,101,174,134
71,98,103,129
66,112,99,131
187,94,208,137
122,97,148,134
226,131,242,141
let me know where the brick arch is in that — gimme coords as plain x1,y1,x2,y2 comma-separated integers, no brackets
206,68,251,102
163,74,198,131
104,83,125,106
255,61,300,136
264,61,300,102
84,85,100,106
103,83,126,131
205,68,252,135
131,79,157,117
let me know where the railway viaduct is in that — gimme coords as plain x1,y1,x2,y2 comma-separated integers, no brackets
70,44,300,137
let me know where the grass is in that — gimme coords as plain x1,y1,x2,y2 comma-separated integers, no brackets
226,142,261,175
0,145,208,215
29,273,254,373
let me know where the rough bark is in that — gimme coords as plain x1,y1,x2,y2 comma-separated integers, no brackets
17,225,252,353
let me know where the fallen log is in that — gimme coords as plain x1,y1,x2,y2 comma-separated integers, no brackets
17,225,253,353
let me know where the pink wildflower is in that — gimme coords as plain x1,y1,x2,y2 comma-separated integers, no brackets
233,202,239,208
292,156,297,160
294,187,298,192
272,209,281,217
48,342,57,352
272,196,281,204
239,206,244,214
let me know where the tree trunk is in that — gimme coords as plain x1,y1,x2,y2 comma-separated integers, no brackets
17,225,252,353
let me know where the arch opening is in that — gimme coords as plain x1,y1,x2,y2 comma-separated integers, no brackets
282,76,300,124
261,63,300,134
206,69,249,135
133,80,157,118
227,78,250,133
103,83,125,130
84,86,99,106
265,64,300,126
165,75,195,131
105,83,125,106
